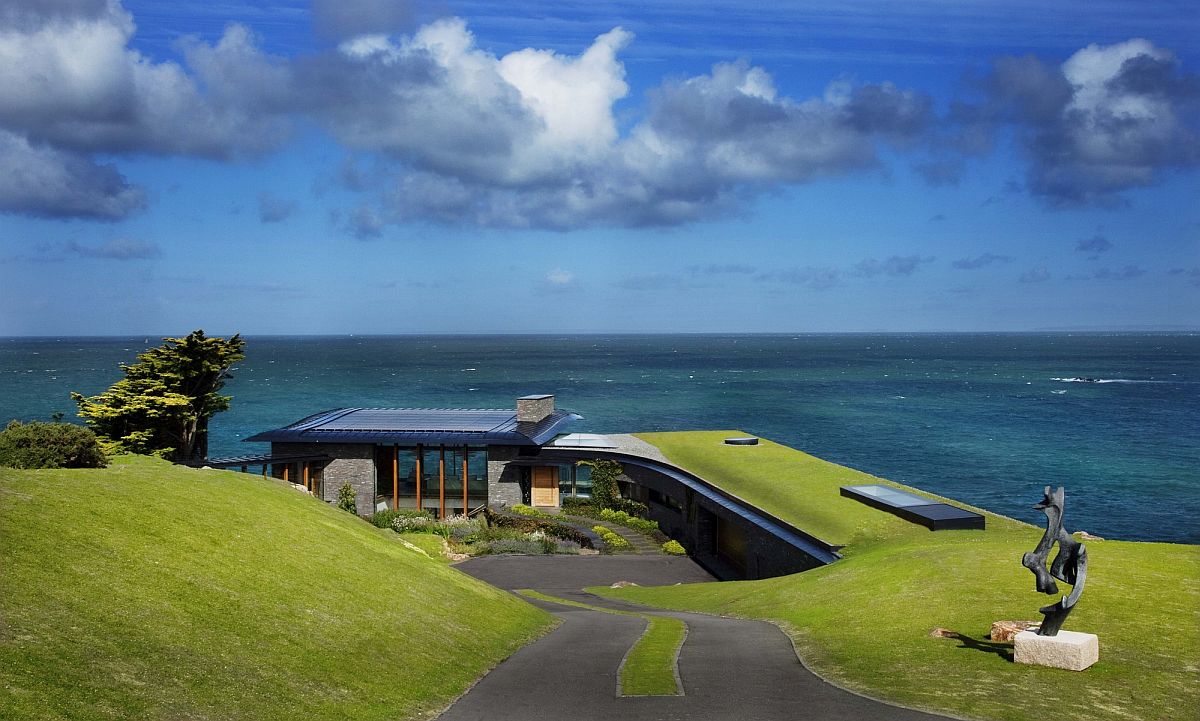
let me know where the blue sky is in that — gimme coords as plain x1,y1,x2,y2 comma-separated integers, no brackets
1,0,1197,334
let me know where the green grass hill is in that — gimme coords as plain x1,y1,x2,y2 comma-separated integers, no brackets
599,431,1200,721
0,455,551,721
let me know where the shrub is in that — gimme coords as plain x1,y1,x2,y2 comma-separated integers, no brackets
613,498,649,517
484,509,594,548
593,525,631,551
395,509,434,519
481,539,545,555
554,539,582,554
336,483,357,514
561,497,597,516
0,421,106,469
510,504,552,518
598,508,661,536
390,513,482,539
662,540,687,556
369,509,404,528
441,515,483,540
462,526,526,545
392,515,439,534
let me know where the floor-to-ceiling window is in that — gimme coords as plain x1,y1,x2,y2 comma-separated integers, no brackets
422,446,441,515
397,448,418,503
468,447,488,508
374,447,394,509
373,444,491,517
558,462,593,499
374,446,421,510
445,446,465,515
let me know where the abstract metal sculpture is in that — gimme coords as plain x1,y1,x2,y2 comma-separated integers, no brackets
1020,486,1088,636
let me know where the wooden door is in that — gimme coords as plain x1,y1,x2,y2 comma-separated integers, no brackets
531,467,559,508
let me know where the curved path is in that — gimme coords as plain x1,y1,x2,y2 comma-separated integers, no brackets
438,555,953,721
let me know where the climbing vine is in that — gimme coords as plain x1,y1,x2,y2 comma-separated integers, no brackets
577,459,623,510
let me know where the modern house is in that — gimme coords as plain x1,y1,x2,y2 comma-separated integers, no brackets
243,395,583,517
236,393,842,580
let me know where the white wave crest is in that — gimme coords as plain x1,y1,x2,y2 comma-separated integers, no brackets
1051,377,1164,384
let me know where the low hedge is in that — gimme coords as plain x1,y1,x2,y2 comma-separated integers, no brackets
662,540,687,556
562,496,649,519
510,504,554,519
598,508,661,536
560,497,596,515
593,525,632,551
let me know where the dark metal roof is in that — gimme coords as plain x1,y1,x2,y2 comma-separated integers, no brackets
244,407,581,446
199,453,333,468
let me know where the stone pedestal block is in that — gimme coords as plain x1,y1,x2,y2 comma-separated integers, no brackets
1014,630,1098,671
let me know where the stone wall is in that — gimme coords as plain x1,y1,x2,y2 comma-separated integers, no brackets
486,445,525,507
272,442,375,516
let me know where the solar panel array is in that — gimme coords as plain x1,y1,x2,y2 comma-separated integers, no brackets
318,408,515,433
244,407,581,446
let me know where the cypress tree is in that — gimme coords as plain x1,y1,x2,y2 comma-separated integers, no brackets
72,330,245,463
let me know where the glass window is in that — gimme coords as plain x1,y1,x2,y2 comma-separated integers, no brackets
310,463,324,499
374,446,395,498
397,447,418,497
558,462,593,498
468,447,488,503
445,446,464,494
421,447,441,497
574,463,592,497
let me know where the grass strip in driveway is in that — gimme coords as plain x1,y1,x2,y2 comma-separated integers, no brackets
516,590,685,696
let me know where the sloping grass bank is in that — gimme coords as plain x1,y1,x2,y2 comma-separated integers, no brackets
0,456,552,721
597,431,1200,721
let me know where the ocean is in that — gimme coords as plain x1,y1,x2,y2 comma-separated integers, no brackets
2,333,1196,544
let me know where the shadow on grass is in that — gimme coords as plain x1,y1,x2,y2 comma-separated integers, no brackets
934,630,1014,662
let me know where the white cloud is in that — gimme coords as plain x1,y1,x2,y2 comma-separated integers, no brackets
316,24,932,230
497,28,632,164
0,128,144,219
970,38,1200,205
546,268,574,285
0,4,289,158
0,1,290,219
67,237,160,259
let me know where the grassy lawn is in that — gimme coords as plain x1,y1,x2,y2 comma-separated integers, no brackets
0,455,552,721
636,430,1012,547
594,431,1200,721
516,590,685,696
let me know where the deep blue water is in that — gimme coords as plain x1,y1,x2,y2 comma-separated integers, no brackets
2,333,1197,544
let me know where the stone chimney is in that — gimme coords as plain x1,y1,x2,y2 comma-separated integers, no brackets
516,394,555,423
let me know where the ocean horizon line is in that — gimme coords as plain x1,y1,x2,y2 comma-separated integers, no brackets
3,328,1197,341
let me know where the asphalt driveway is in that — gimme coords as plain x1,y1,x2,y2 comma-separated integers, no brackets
438,555,954,721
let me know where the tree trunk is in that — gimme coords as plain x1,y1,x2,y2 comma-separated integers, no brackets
194,416,209,463
177,416,198,464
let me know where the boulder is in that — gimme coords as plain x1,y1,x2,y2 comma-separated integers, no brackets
990,620,1041,642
